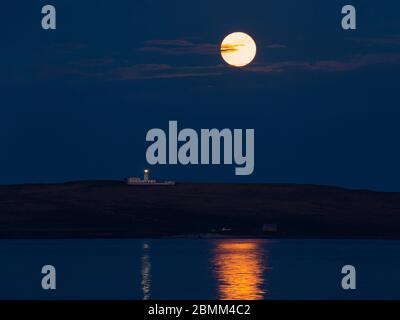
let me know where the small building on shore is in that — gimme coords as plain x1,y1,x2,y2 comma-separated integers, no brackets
127,170,175,186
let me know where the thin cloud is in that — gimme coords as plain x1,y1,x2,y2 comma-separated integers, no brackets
109,52,400,81
144,39,194,47
220,44,243,53
112,64,223,80
266,44,287,49
137,39,218,55
247,53,400,73
71,58,115,67
350,35,400,47
18,50,400,83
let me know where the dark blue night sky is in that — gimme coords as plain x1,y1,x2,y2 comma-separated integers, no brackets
1,0,400,191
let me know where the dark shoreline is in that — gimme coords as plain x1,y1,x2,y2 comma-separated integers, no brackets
0,181,400,239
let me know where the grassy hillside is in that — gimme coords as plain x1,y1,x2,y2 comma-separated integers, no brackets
0,181,399,238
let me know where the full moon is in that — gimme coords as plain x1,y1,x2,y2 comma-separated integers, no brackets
220,32,257,67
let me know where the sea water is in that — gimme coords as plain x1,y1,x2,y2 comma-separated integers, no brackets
0,238,399,300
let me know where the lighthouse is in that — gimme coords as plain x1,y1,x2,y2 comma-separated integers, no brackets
144,169,149,182
126,169,175,186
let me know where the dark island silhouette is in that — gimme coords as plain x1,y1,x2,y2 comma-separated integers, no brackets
0,181,399,239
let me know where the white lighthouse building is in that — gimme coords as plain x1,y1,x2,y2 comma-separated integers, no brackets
127,170,175,186
143,169,149,182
